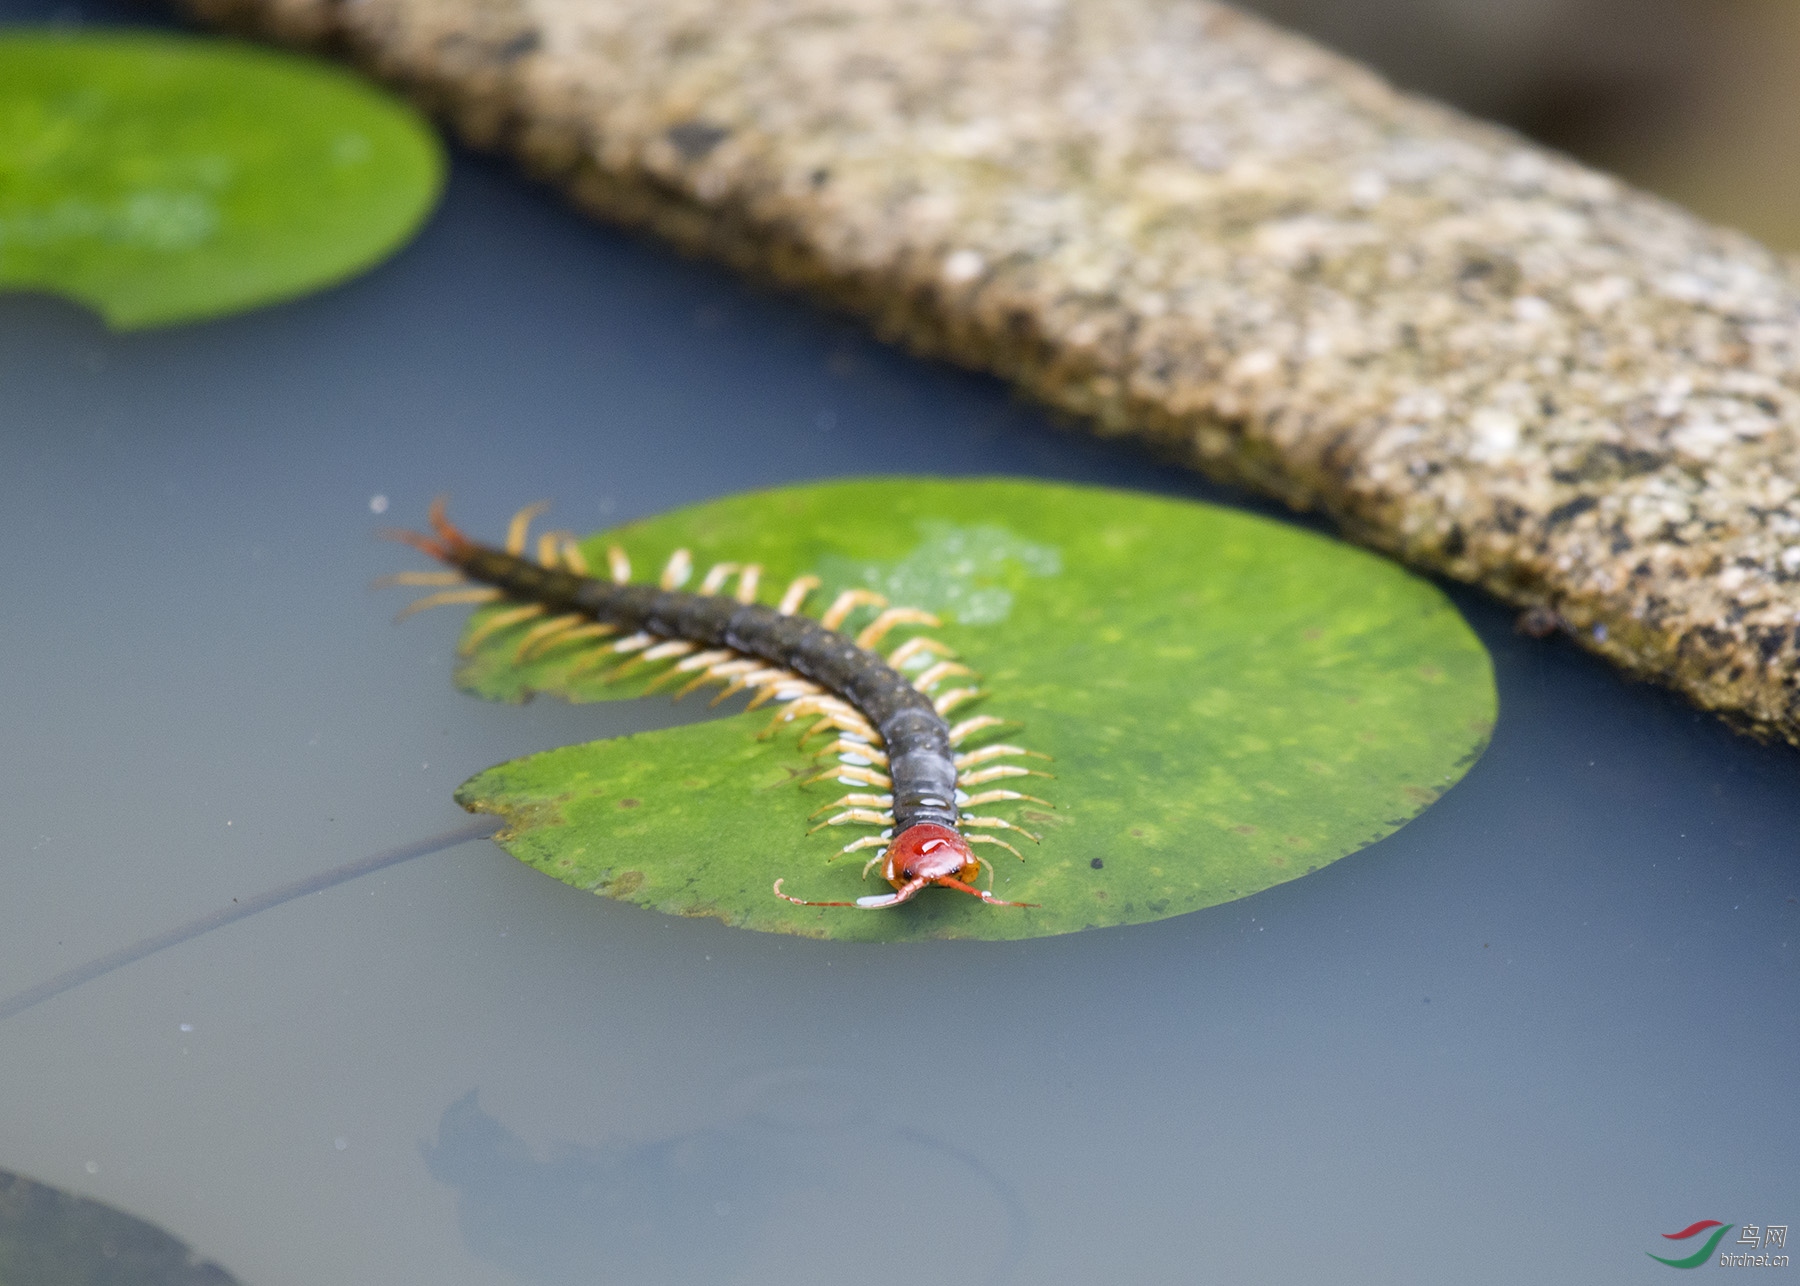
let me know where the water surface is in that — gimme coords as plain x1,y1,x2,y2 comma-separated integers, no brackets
0,6,1794,1282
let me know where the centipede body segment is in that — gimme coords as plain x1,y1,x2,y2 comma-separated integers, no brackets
386,500,1050,910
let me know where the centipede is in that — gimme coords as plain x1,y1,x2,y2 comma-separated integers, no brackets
382,499,1051,910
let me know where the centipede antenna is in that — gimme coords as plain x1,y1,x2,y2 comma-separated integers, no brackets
607,545,631,585
856,877,931,908
772,878,866,909
777,575,821,615
930,874,1035,906
661,549,693,590
393,587,502,621
506,501,551,556
460,603,547,654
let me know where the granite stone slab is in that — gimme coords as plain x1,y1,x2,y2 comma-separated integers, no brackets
182,0,1800,746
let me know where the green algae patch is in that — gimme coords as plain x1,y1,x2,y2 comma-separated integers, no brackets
452,479,1496,942
0,30,443,328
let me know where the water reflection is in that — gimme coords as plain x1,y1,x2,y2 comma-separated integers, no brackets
424,1072,1027,1286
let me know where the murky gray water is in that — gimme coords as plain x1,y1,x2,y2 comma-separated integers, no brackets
1,7,1795,1283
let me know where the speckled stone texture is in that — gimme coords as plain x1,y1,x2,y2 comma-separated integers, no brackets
185,0,1800,746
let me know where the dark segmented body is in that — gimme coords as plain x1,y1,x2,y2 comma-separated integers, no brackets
455,543,960,835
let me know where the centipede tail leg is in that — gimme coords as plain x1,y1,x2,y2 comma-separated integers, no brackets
429,496,476,557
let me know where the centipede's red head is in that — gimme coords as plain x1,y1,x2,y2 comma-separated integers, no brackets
772,822,1035,909
883,823,978,887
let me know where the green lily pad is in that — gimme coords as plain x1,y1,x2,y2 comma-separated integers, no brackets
452,479,1496,941
0,1167,242,1284
0,30,443,329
